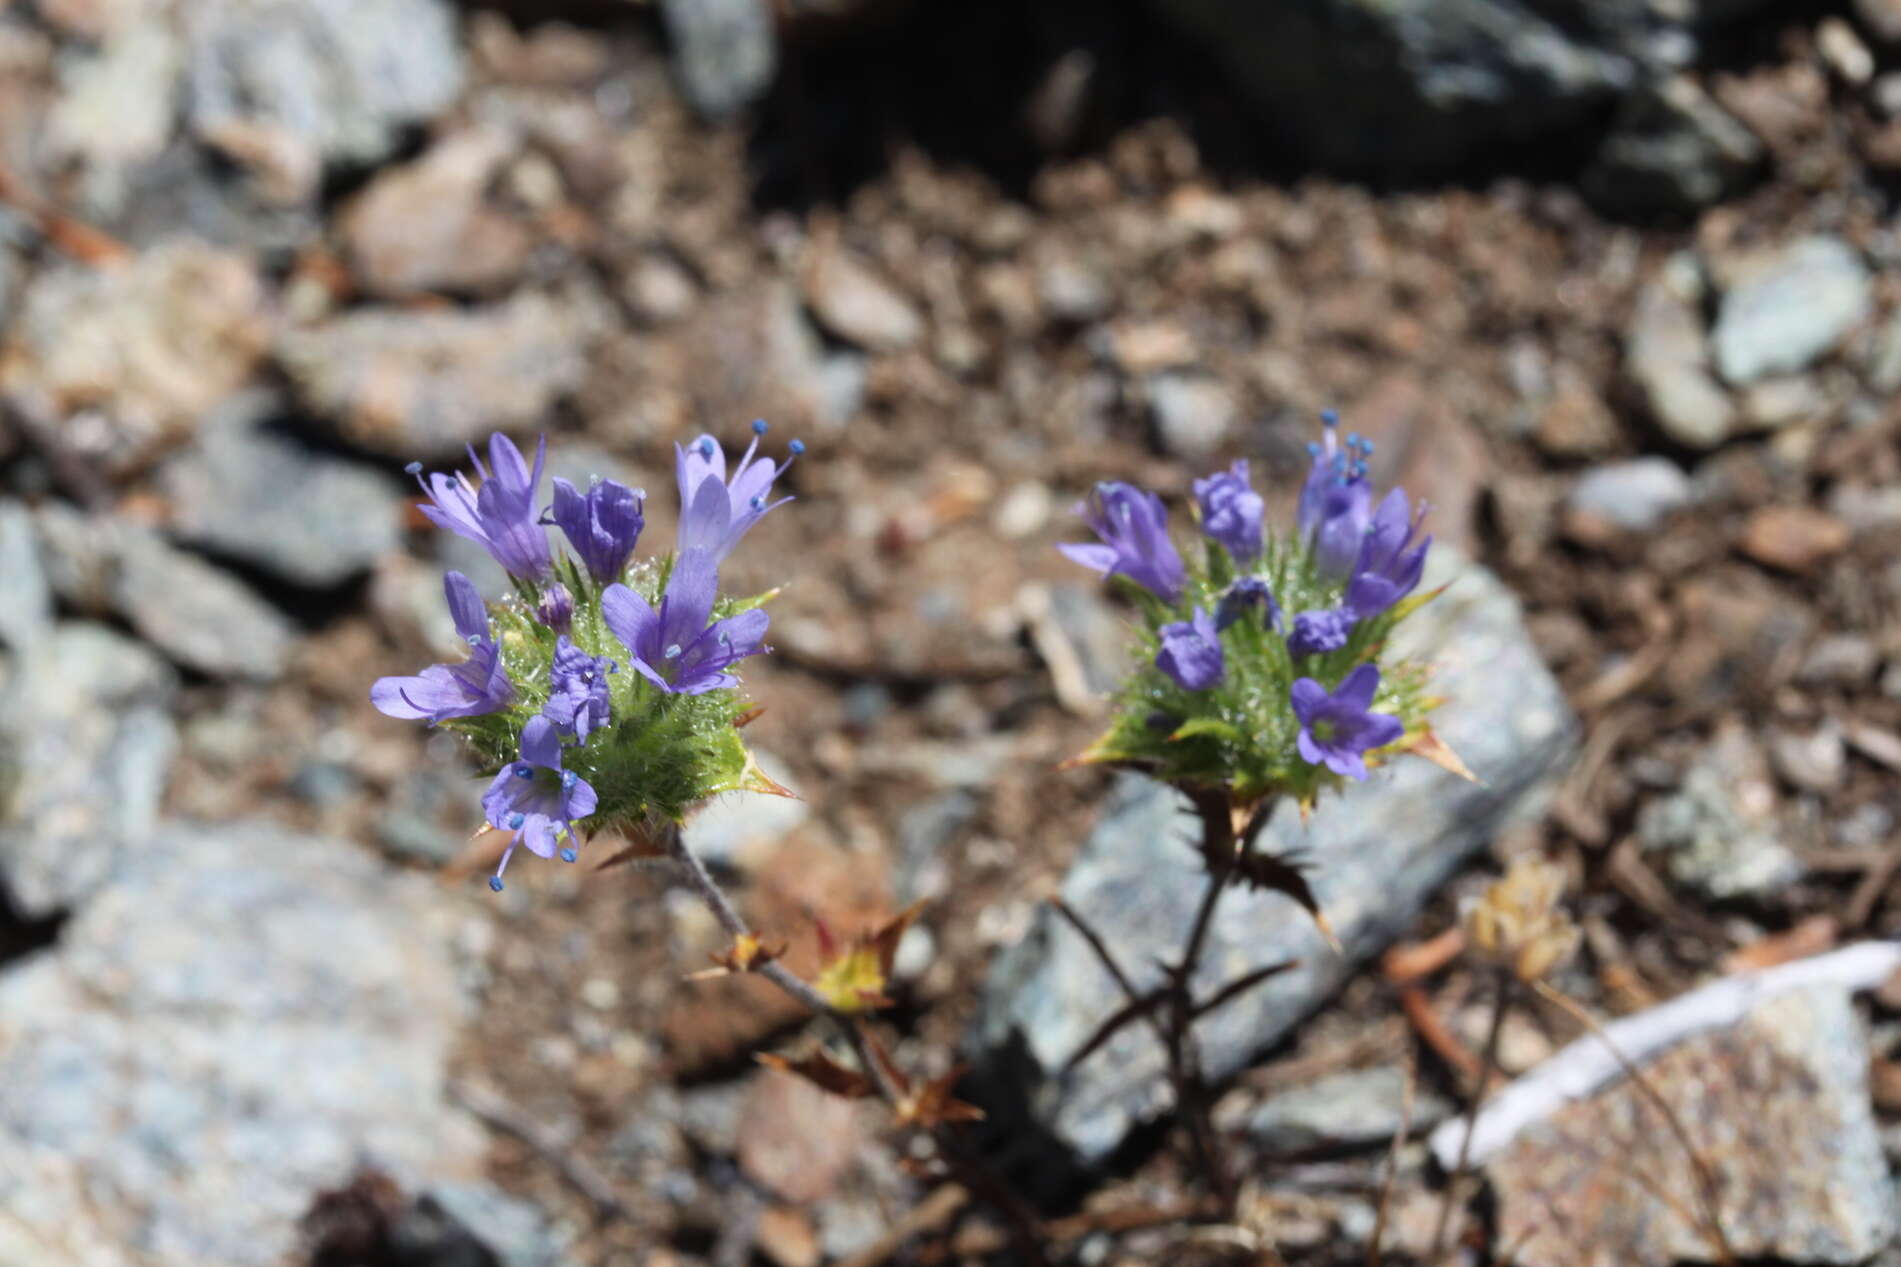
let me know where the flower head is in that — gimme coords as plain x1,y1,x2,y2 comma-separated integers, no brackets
675,421,800,563
1286,608,1352,659
543,635,616,741
1194,460,1264,562
549,476,645,584
1157,606,1224,690
1059,481,1186,603
1296,414,1376,578
370,571,515,722
1290,663,1403,781
1464,857,1579,984
482,716,598,889
1345,487,1431,621
601,549,769,695
1215,577,1282,632
410,433,552,581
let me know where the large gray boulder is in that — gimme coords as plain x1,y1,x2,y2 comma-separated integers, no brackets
1138,0,1773,175
0,822,488,1267
967,552,1576,1163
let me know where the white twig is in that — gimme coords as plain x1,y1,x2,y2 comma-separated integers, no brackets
1429,941,1901,1168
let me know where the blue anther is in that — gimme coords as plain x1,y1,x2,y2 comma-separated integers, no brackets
488,876,505,892
789,439,806,456
515,764,533,779
697,436,715,458
665,643,682,659
404,461,423,475
562,770,577,790
752,418,769,435
1306,441,1323,457
1360,439,1375,455
1320,408,1340,427
750,495,765,511
559,847,578,863
508,812,525,830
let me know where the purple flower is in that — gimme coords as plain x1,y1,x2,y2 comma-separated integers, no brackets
1345,487,1431,620
537,583,573,634
675,421,801,563
549,477,644,584
1059,481,1186,603
600,548,769,695
1215,577,1282,632
1194,460,1264,562
370,571,515,722
1291,663,1404,781
1286,608,1352,658
410,433,552,581
482,716,599,889
1296,414,1376,577
1156,606,1224,690
542,636,616,741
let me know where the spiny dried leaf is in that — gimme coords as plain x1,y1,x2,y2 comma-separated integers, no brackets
1389,582,1448,624
1059,985,1171,1077
687,932,787,980
896,1067,986,1128
1407,727,1480,784
732,704,768,729
738,750,797,798
1235,849,1339,951
755,1050,876,1100
813,945,893,1013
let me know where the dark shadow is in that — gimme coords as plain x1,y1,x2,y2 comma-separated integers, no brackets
0,875,63,968
745,0,1851,222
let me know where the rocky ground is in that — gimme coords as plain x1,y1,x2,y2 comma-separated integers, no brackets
2,1,1901,1265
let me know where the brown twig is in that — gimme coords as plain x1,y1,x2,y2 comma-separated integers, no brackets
1168,793,1243,1214
448,1078,627,1218
1365,1043,1419,1267
1531,980,1735,1267
1427,972,1511,1264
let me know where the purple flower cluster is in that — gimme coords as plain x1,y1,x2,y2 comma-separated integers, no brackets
375,427,797,888
1058,410,1424,783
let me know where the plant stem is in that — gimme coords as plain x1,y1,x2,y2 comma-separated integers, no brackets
1428,971,1511,1264
1168,793,1242,1215
660,822,1049,1265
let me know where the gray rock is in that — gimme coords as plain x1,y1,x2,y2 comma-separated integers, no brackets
1583,75,1761,215
803,251,924,353
1770,724,1847,794
1136,0,1775,176
426,1182,575,1267
1246,1067,1452,1156
0,623,176,917
1148,372,1235,460
1712,237,1872,385
1626,265,1735,449
895,790,980,904
967,550,1576,1162
1567,458,1691,531
35,503,295,680
1858,308,1901,394
0,822,485,1267
1489,985,1895,1267
278,290,602,457
183,0,463,172
661,0,776,121
1860,0,1901,45
44,11,182,223
1637,725,1799,901
1797,633,1880,687
0,499,52,651
0,241,269,473
682,750,808,869
159,396,403,588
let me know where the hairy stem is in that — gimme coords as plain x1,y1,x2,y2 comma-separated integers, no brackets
1168,793,1241,1214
